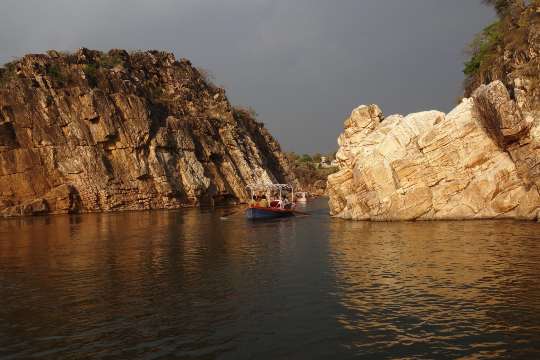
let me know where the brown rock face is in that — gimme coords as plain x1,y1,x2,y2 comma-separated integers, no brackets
0,49,296,217
473,81,530,145
464,1,540,110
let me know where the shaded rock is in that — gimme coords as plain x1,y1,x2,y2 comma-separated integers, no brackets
0,49,296,217
2,198,48,217
473,81,530,145
464,2,540,110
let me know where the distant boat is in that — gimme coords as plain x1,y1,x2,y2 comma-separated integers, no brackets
245,183,296,220
295,192,308,203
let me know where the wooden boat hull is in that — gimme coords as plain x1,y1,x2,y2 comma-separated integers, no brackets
246,207,295,220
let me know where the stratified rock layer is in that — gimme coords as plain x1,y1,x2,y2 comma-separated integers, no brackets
0,49,296,216
328,80,540,221
330,2,540,221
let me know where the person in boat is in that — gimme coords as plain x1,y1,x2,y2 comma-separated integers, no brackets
259,195,269,208
270,196,280,208
249,195,257,206
283,197,292,210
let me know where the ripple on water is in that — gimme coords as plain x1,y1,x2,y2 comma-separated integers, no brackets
1,200,540,359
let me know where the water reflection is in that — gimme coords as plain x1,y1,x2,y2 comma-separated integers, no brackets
0,207,333,359
328,220,540,358
1,202,540,359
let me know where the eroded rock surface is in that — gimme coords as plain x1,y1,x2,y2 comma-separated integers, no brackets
328,81,540,221
0,49,296,217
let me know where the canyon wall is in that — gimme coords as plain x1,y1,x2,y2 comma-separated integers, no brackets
0,49,296,216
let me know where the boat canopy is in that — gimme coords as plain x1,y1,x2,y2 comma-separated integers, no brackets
246,183,295,204
246,183,294,192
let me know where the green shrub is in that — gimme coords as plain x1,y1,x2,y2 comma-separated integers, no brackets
0,61,17,87
147,82,164,101
83,64,99,87
299,154,313,163
100,54,123,69
293,161,338,188
463,21,502,76
0,69,10,87
46,64,66,83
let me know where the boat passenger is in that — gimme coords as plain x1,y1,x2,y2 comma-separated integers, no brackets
259,195,269,208
249,195,257,206
283,198,292,209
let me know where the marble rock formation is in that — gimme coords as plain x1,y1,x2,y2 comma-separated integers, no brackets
0,49,296,217
328,80,540,221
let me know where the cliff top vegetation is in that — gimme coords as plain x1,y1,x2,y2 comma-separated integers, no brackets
464,0,539,104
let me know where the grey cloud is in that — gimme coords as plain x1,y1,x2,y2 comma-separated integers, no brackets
0,0,495,153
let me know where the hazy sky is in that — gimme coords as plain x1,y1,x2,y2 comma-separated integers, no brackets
0,0,495,153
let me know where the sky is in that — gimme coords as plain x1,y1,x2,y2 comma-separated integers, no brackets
0,0,495,154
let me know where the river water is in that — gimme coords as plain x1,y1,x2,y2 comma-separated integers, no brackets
1,198,540,359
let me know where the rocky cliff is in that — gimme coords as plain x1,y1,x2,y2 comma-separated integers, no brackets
328,3,540,221
464,0,539,110
0,49,296,217
328,85,539,220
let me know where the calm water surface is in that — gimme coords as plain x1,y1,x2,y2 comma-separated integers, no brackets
1,198,540,359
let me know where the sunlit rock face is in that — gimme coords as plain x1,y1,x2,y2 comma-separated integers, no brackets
328,80,540,221
0,49,296,217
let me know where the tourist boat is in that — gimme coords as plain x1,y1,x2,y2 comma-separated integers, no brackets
245,183,296,220
295,191,308,203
